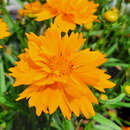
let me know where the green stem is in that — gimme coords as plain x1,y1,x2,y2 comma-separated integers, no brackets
2,5,26,50
46,115,52,130
116,0,123,10
84,31,90,49
76,119,83,130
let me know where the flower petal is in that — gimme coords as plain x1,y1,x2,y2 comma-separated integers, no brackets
35,3,58,21
54,14,76,32
59,91,72,120
62,32,85,55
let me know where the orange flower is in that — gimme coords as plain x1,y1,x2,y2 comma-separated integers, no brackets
0,45,3,48
18,9,25,17
20,1,43,18
0,19,10,39
122,126,130,130
9,26,115,120
22,0,98,31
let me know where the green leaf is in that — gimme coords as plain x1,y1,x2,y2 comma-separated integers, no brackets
16,0,24,7
103,63,130,68
84,121,93,130
89,30,103,36
0,96,14,108
2,6,26,49
0,96,6,104
94,125,113,130
105,43,118,56
110,102,130,108
93,113,121,130
103,93,126,104
0,56,6,94
5,120,13,130
106,58,121,63
63,119,74,130
2,7,15,33
4,53,16,65
52,114,63,130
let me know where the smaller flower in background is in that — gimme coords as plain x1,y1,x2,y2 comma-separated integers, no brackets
124,85,130,95
121,82,130,96
104,8,118,23
20,0,99,32
0,19,10,39
36,0,99,31
18,1,43,18
9,25,115,120
18,9,25,17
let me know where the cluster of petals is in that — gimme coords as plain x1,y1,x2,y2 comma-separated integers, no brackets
19,0,99,31
18,1,43,17
9,26,115,120
0,19,10,39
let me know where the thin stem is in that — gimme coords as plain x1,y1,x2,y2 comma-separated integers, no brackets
83,31,90,49
46,115,52,130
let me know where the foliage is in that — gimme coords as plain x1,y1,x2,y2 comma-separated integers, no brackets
0,0,130,130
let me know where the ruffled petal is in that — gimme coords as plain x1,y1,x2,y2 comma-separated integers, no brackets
35,3,58,21
62,32,85,55
54,14,76,32
9,52,45,86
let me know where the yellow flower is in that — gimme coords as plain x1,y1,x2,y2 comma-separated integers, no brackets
22,0,99,31
9,26,115,120
20,1,43,18
0,19,10,39
0,45,3,48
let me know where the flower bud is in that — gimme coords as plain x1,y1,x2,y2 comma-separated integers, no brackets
104,8,118,23
99,94,108,101
124,85,130,95
84,23,93,30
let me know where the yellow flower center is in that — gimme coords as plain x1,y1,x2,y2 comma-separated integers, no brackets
47,55,73,76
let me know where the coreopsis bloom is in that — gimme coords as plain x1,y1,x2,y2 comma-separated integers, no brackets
0,19,10,39
0,45,3,48
22,0,99,31
9,27,115,119
20,1,43,18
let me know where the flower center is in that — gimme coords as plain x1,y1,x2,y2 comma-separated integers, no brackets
47,55,73,76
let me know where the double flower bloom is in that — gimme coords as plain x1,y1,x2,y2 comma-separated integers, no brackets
0,0,116,120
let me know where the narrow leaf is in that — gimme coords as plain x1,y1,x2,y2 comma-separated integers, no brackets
93,113,121,130
0,56,6,93
103,93,126,104
63,120,74,130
